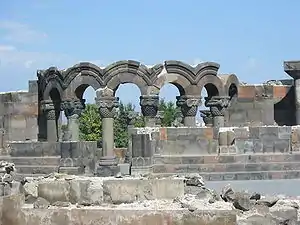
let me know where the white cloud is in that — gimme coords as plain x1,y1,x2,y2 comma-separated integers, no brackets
0,21,47,43
0,44,72,69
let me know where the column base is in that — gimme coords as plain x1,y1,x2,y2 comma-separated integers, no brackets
95,156,119,177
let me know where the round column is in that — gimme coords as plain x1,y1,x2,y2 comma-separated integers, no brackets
41,100,58,142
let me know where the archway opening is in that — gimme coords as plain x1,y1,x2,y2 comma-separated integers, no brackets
159,83,182,127
73,85,99,143
114,83,142,148
198,83,219,126
228,83,238,99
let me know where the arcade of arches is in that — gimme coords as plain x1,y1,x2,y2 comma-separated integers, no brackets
37,60,239,163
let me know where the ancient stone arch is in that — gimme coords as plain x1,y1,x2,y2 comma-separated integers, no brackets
36,59,239,142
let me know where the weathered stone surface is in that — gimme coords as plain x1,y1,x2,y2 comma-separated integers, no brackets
38,180,70,203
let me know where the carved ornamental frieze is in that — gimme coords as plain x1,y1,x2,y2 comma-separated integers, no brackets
176,95,201,117
205,96,230,117
40,100,56,120
140,95,159,117
96,96,119,118
61,99,86,119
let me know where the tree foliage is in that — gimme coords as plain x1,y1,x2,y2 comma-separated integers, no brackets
78,99,177,148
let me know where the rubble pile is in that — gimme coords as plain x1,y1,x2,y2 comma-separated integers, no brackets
1,172,299,224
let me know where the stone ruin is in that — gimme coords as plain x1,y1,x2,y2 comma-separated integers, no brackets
0,60,300,224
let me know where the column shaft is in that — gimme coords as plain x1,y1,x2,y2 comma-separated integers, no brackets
61,99,85,142
41,100,58,142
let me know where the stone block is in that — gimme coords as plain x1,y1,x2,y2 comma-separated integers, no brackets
15,208,237,225
235,139,254,154
274,139,290,153
278,126,292,139
38,180,70,203
233,127,249,139
96,165,119,177
102,179,152,203
238,85,256,99
118,163,131,175
9,141,60,157
151,178,184,199
218,131,228,146
2,194,25,225
228,110,247,124
253,139,263,153
246,109,262,124
273,85,289,98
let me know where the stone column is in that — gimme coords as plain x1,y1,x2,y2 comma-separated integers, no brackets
40,100,58,142
140,95,159,127
284,61,300,125
96,96,119,167
205,96,230,128
200,110,213,127
176,95,201,127
61,99,85,141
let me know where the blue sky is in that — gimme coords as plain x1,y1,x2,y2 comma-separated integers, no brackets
1,0,300,109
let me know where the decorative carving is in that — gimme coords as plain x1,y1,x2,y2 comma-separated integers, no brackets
205,96,230,117
200,110,213,126
140,95,159,117
61,99,86,119
164,60,220,85
96,96,119,118
126,111,139,126
40,100,56,120
155,111,164,126
176,95,201,117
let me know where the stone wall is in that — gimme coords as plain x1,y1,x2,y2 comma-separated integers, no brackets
0,80,39,145
226,82,294,126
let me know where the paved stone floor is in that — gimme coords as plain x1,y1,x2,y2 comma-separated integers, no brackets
206,179,300,196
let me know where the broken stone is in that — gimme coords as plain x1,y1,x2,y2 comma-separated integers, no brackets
232,192,254,211
276,199,299,209
51,201,71,207
220,184,235,202
33,197,50,209
185,174,204,187
25,194,37,204
250,192,261,200
114,172,122,178
256,196,279,207
2,174,13,183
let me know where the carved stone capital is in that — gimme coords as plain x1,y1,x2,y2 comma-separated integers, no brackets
126,111,139,126
96,96,119,118
205,96,230,117
200,109,213,126
140,95,159,117
61,99,85,119
176,95,201,117
40,100,56,120
155,111,164,126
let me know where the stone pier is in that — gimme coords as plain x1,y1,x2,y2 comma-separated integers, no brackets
96,89,119,176
40,100,58,142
